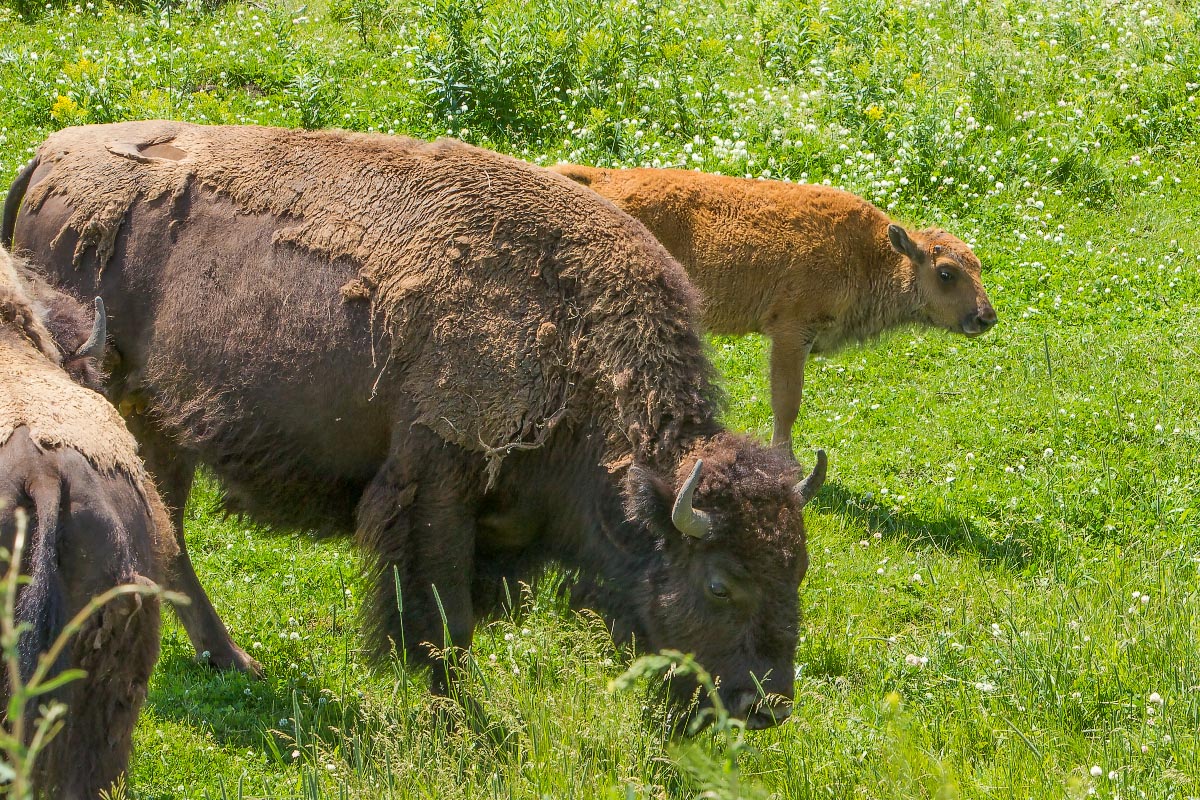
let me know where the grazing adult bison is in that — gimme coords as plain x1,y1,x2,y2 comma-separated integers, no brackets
0,245,175,797
551,165,998,453
5,121,826,727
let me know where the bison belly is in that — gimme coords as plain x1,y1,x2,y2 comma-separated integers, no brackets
16,184,394,533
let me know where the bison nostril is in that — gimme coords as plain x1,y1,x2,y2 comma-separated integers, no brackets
725,689,793,729
746,700,792,729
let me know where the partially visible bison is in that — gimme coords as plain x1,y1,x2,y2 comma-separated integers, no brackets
6,121,826,727
0,245,175,797
551,165,998,453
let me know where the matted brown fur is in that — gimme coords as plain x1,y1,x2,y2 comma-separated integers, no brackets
552,164,997,450
25,122,715,481
0,252,155,496
12,123,826,725
0,247,59,363
0,245,175,797
0,243,175,594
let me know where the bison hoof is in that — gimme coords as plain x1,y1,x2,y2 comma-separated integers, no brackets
198,644,264,678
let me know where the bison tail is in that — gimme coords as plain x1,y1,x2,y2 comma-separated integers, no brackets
2,157,38,249
15,474,69,691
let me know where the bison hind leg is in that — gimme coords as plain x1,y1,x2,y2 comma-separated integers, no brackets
36,576,162,799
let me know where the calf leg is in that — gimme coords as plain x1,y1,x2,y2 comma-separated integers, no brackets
767,332,814,454
125,413,262,675
357,441,476,695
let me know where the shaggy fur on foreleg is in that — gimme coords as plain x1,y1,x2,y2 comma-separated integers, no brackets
356,440,478,694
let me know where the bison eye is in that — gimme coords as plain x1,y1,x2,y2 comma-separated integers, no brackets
708,579,730,600
938,269,954,283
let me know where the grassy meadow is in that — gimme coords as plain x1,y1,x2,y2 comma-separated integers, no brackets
1,0,1199,796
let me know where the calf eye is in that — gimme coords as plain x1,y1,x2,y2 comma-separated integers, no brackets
708,579,730,600
938,269,954,283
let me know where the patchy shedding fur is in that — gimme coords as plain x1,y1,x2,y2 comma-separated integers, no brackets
0,250,143,481
552,165,997,450
0,248,59,363
12,123,825,726
0,245,174,798
0,341,144,478
25,122,717,478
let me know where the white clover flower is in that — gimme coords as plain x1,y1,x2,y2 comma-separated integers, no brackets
1089,766,1103,777
1149,692,1163,704
904,654,928,668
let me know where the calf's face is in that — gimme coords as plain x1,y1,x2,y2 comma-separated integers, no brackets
889,224,997,337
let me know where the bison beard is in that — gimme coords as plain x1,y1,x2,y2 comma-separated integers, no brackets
8,120,826,727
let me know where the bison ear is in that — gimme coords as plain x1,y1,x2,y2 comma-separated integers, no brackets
888,224,924,263
624,465,676,535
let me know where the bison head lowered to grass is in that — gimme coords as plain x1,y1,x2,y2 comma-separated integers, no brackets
6,120,826,727
0,244,176,796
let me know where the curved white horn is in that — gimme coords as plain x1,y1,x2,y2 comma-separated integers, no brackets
793,449,827,508
73,297,106,360
671,459,712,539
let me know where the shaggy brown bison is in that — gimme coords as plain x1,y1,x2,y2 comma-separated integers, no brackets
5,121,826,727
0,245,175,797
551,165,998,453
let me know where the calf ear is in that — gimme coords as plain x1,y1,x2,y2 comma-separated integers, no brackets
888,224,924,263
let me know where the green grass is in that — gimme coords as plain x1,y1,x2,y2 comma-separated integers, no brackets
1,0,1199,796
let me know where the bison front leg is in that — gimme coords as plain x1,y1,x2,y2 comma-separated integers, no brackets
43,579,162,799
767,332,815,455
357,449,477,696
124,414,263,676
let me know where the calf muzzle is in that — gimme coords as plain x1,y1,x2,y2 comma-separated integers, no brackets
962,305,997,336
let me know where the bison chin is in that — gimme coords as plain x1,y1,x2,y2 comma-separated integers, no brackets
660,672,794,735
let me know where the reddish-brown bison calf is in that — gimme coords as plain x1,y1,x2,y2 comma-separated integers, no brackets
0,245,175,798
552,165,998,453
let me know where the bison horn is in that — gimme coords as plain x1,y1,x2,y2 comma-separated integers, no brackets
671,459,712,539
793,449,827,508
73,297,106,361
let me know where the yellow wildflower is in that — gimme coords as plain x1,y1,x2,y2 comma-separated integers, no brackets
50,94,82,121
